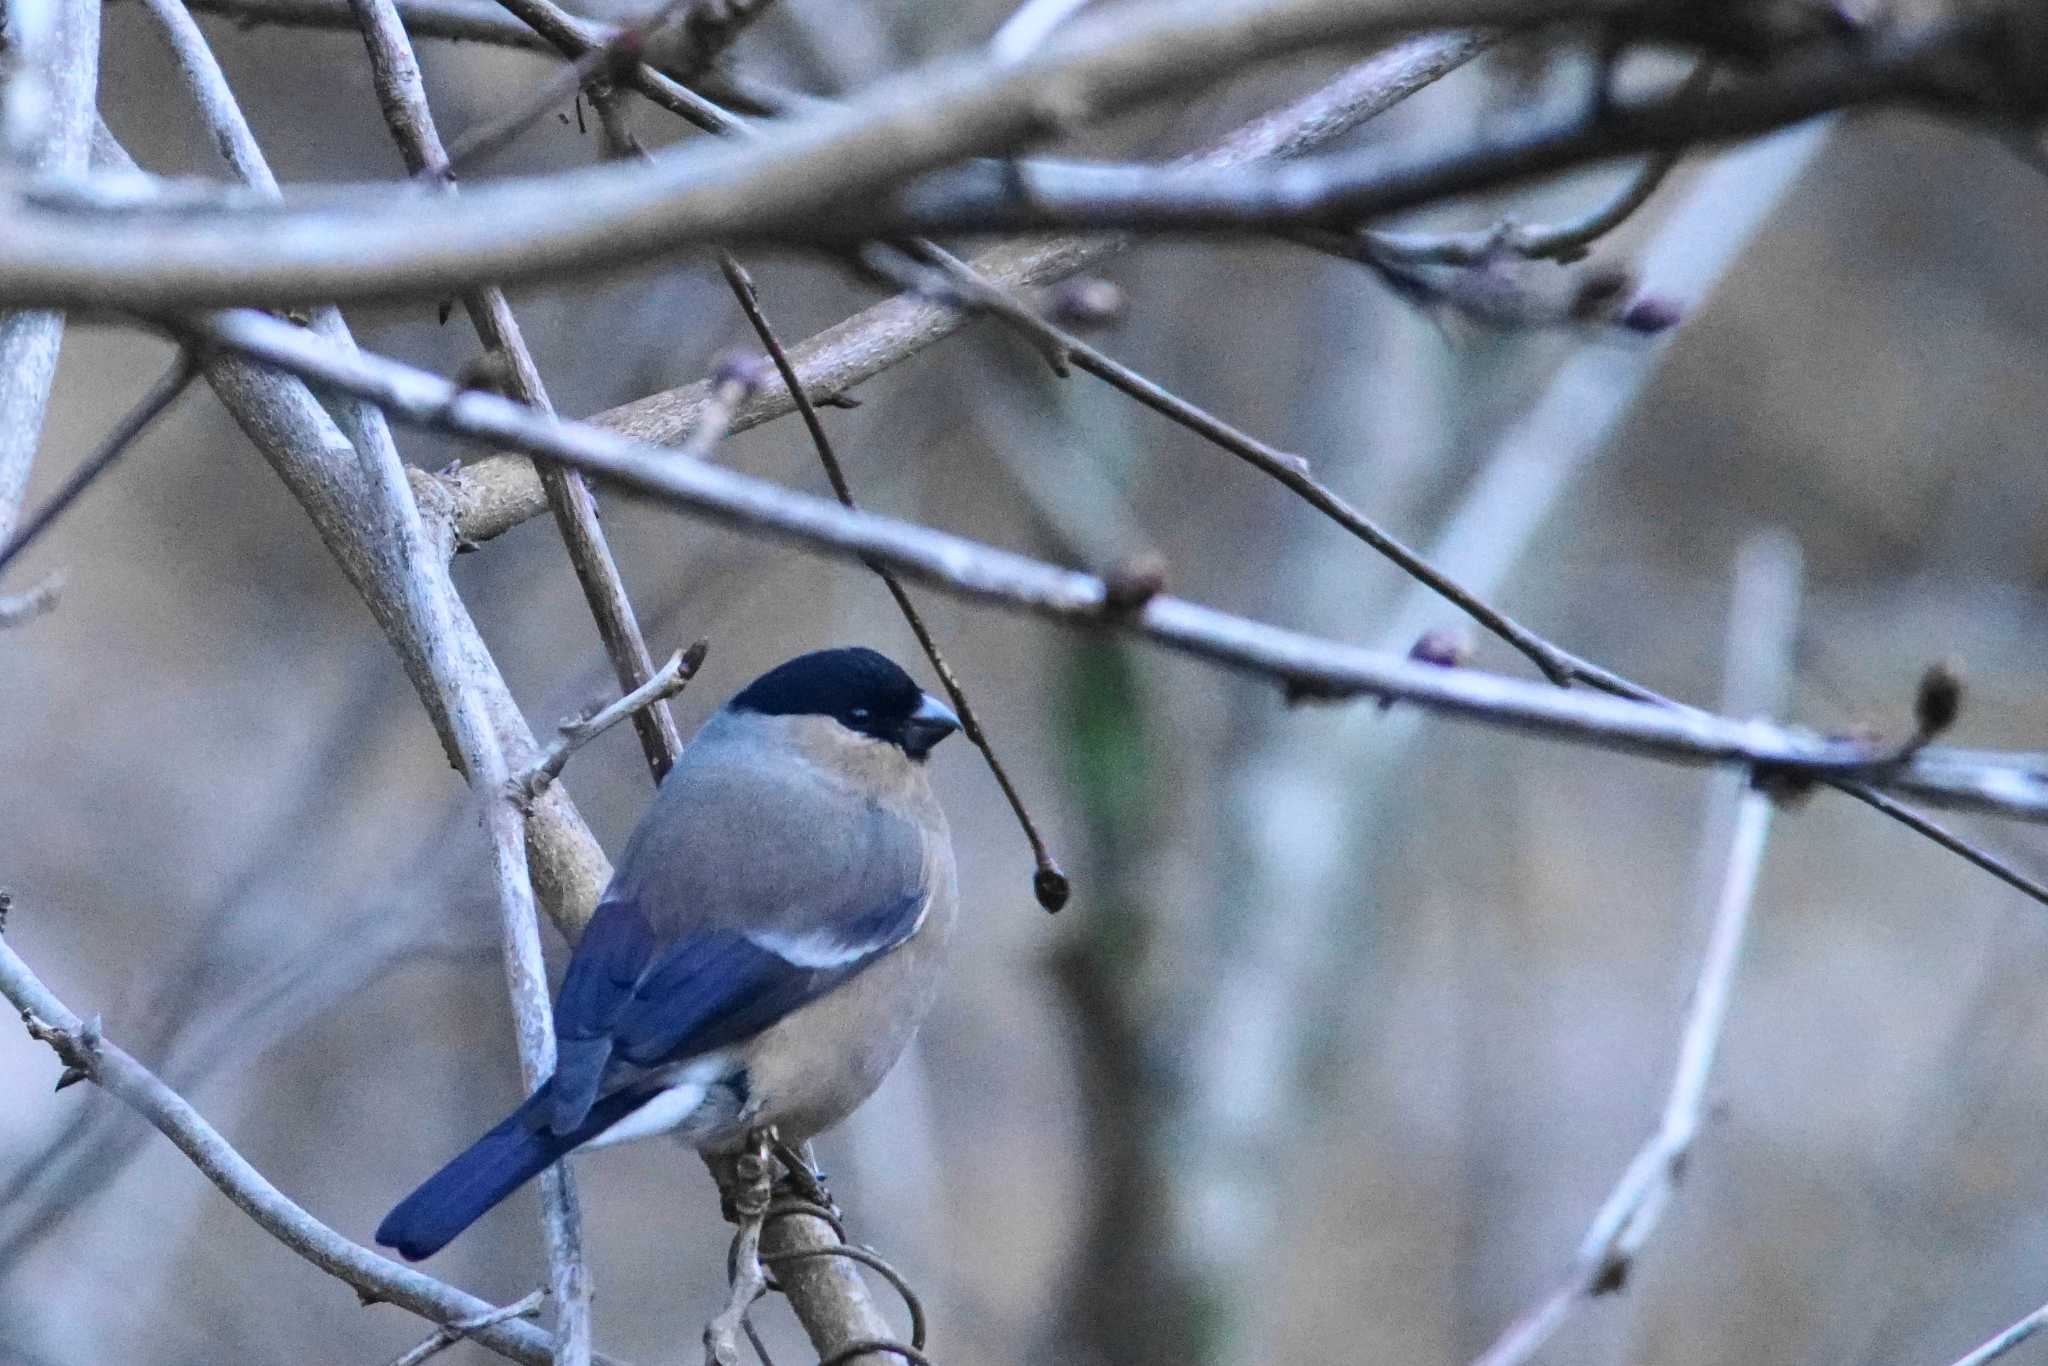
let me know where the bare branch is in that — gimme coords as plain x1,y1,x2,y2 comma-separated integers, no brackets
988,0,1095,62
513,642,707,801
385,1290,549,1366
0,351,196,579
1949,1300,2048,1366
0,0,1638,308
485,0,738,133
177,305,2048,821
900,253,2048,905
0,0,100,543
97,127,612,941
0,572,61,626
120,13,596,1340
0,928,626,1366
443,33,1491,543
436,0,696,177
1340,60,1712,266
1472,531,1801,1366
351,0,686,782
135,0,565,49
1,8,2020,310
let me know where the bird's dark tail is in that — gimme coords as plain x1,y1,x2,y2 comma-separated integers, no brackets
376,1087,577,1262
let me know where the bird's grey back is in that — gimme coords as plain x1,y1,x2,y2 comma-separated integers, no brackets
605,709,936,943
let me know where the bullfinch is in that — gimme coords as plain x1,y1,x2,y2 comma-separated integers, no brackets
375,647,961,1261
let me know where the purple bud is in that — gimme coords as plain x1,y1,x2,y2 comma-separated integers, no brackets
1050,278,1128,330
1618,296,1684,334
1914,659,1964,736
1409,628,1473,670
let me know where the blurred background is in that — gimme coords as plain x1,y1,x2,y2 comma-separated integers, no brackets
6,2,2048,1363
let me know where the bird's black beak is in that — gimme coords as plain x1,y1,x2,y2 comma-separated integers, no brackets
901,693,961,759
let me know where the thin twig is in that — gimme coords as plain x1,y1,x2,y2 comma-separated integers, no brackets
386,1290,550,1366
0,350,197,579
0,572,62,626
438,0,697,178
719,251,1071,910
351,0,686,781
908,240,1577,689
0,931,627,1366
513,641,707,802
1947,1301,2048,1366
886,243,2048,907
486,0,739,132
1360,145,1684,265
1472,532,1801,1366
177,305,2048,823
1362,61,1713,266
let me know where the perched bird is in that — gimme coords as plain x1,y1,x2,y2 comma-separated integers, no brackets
376,647,961,1261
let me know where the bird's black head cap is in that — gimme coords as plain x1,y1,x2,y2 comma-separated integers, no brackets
730,647,956,756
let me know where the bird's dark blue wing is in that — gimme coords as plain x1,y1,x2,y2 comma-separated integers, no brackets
544,887,927,1134
610,889,926,1064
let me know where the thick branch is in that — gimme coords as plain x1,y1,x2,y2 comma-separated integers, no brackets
0,0,1662,307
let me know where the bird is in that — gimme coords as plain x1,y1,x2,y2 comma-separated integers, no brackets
375,646,962,1261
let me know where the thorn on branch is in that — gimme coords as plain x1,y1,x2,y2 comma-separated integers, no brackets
23,1007,101,1091
1590,1253,1631,1297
